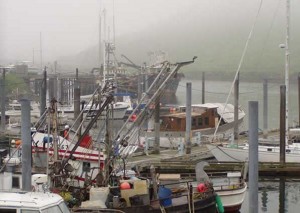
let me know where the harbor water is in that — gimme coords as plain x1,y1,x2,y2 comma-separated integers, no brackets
240,178,300,213
175,78,300,131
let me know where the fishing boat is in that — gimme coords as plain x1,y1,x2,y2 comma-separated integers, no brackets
58,101,130,120
1,100,40,119
0,191,70,213
196,161,247,212
143,103,245,148
75,173,217,213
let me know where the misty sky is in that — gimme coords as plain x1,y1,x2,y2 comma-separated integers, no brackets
0,0,299,72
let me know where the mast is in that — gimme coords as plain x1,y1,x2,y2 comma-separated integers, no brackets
99,13,102,68
113,0,116,45
40,32,43,71
285,0,290,142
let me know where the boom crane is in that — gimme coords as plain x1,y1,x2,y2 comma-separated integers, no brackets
113,57,197,158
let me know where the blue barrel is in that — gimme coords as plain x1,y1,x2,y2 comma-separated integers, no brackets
158,186,172,207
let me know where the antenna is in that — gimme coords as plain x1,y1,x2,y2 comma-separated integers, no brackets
113,0,116,45
99,10,102,67
40,32,43,71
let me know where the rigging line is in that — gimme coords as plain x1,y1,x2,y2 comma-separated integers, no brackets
254,0,282,71
213,0,264,140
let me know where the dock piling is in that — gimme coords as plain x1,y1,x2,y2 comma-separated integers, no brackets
20,98,32,191
248,101,258,213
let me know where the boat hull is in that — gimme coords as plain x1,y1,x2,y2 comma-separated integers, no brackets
113,193,217,213
215,183,247,212
207,144,300,162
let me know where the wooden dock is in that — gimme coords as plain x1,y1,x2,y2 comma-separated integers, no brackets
126,144,300,178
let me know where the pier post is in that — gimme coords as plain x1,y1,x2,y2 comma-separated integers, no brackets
153,98,160,154
40,68,47,117
48,77,55,100
20,98,32,191
234,73,239,140
298,73,300,126
150,165,158,199
186,82,192,154
263,79,268,138
280,85,286,164
1,69,5,132
202,72,205,104
248,101,258,213
74,68,81,130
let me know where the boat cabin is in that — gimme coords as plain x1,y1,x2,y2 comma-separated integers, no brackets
160,105,219,131
0,191,70,213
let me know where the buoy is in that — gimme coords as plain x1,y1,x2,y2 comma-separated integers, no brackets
130,114,137,122
120,182,131,190
197,183,207,193
216,194,224,213
15,140,22,146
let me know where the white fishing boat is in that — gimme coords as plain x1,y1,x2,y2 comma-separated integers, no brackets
196,161,247,212
0,191,70,213
2,100,40,118
58,101,129,120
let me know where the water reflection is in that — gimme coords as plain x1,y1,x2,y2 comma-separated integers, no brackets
279,177,286,213
241,178,300,213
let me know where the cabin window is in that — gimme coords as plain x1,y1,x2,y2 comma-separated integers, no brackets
204,117,209,125
12,176,20,189
192,118,196,126
14,106,21,110
267,148,272,152
0,209,17,213
82,162,91,172
198,118,203,126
